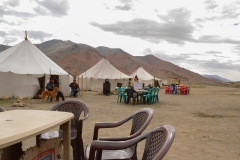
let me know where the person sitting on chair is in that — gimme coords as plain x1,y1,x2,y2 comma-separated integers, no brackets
46,78,65,101
69,79,80,97
134,75,139,82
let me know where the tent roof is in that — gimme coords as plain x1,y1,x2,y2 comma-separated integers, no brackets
129,66,161,81
80,58,129,79
0,39,68,75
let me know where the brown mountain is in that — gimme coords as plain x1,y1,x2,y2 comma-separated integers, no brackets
57,44,103,75
96,46,128,56
95,46,214,83
96,47,141,74
0,44,10,52
35,39,75,54
0,39,215,84
36,41,103,75
135,55,213,83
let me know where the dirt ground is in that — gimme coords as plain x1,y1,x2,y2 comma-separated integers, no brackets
0,86,240,160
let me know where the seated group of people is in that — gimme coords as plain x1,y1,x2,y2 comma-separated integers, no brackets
45,78,80,101
128,75,160,90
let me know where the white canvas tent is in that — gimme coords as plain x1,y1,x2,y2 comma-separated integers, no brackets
129,66,161,86
0,38,71,99
79,58,129,91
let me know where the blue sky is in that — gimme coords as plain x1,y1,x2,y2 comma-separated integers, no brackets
0,0,240,81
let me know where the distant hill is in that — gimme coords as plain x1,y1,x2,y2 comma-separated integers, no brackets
40,42,103,76
202,74,232,83
97,47,215,84
96,46,128,56
135,55,214,83
0,44,11,52
35,39,75,54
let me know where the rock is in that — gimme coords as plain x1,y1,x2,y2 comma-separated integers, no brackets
0,96,10,100
12,100,26,107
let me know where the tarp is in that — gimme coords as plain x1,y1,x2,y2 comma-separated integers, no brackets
79,58,129,91
0,39,71,98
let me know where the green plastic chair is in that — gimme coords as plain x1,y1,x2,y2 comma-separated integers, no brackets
116,87,127,103
143,89,153,104
154,87,160,103
151,88,157,103
138,89,149,104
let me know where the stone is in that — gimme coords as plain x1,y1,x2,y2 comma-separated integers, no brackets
0,96,10,100
12,100,26,107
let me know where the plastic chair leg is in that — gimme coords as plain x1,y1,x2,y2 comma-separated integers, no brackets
126,97,130,104
147,97,151,104
120,96,123,102
133,98,136,105
79,137,84,160
117,96,120,103
71,139,78,160
140,95,143,104
123,96,127,103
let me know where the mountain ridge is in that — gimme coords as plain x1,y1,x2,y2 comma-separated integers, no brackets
0,44,11,52
202,74,232,83
96,46,129,56
0,39,217,84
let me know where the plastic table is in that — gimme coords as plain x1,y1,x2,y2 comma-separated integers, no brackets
0,110,74,160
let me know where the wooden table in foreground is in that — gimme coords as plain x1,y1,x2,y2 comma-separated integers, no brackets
0,110,74,160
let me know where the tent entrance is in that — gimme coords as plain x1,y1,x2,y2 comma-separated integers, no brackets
38,76,45,90
33,76,45,99
37,75,59,90
50,75,59,87
33,75,59,99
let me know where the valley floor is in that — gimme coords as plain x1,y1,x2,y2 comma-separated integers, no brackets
1,86,240,160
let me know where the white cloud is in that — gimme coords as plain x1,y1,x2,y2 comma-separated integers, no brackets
34,0,70,17
0,0,240,81
3,0,20,7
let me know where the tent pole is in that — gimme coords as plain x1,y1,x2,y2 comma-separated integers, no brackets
59,75,60,91
153,76,155,87
25,31,28,40
81,75,83,96
77,75,80,97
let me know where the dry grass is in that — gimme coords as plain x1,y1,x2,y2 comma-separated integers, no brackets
0,86,240,159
